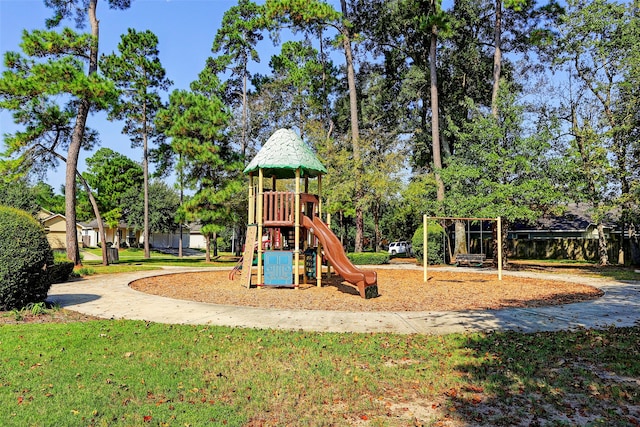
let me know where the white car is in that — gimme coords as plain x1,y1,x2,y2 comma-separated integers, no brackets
388,241,411,256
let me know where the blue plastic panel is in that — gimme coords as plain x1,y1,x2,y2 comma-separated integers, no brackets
263,251,293,286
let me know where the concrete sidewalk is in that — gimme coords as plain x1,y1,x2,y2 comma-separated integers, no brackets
46,267,640,335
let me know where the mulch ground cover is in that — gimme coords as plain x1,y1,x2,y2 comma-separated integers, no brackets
129,267,603,312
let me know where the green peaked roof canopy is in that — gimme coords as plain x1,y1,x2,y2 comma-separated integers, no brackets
243,128,327,179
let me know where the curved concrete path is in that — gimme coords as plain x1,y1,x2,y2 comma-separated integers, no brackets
46,266,640,335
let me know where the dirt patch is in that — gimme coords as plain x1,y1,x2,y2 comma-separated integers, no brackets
0,308,101,325
130,268,603,312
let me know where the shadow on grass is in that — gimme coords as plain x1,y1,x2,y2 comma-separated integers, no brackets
444,327,640,426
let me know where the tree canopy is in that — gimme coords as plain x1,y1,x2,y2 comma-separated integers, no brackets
1,0,639,265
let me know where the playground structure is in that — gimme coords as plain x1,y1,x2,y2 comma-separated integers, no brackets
238,129,378,299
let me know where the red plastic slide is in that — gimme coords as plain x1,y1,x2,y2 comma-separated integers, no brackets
302,215,378,299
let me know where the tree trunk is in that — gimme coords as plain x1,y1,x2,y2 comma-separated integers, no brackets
492,219,509,267
373,202,381,252
213,232,219,257
178,154,184,258
178,222,183,258
205,234,211,263
143,102,150,259
340,0,364,253
597,222,609,266
319,27,330,127
629,223,640,266
77,173,109,266
65,0,99,265
340,210,345,247
65,128,83,265
44,143,108,265
501,220,509,267
242,69,248,158
454,220,467,255
430,5,445,204
491,0,502,118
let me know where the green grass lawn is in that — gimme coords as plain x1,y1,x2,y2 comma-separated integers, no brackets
507,259,640,282
77,248,238,275
1,319,638,426
22,253,636,424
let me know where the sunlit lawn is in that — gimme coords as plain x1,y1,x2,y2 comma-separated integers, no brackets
1,319,638,426
4,253,639,425
509,258,640,282
77,247,238,275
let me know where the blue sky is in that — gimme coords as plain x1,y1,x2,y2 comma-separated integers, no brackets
0,0,292,191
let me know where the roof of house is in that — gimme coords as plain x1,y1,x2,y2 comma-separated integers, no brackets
39,209,91,230
512,203,618,232
82,219,129,229
243,128,327,179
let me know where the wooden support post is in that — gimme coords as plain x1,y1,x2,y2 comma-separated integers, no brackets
248,174,255,224
294,168,301,289
318,175,322,217
257,169,264,286
424,214,428,282
326,212,332,277
316,174,322,287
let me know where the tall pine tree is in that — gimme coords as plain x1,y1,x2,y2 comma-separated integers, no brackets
156,66,244,262
101,28,172,258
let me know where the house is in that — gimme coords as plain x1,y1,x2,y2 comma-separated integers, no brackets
508,203,621,261
37,209,89,250
149,227,189,249
81,219,132,248
509,203,617,240
188,223,206,249
83,219,188,249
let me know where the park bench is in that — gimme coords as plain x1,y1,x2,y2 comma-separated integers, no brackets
455,253,486,267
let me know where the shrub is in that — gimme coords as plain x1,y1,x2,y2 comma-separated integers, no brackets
412,221,445,265
0,206,54,310
53,250,69,262
74,267,96,277
346,252,390,265
216,236,231,252
49,260,75,284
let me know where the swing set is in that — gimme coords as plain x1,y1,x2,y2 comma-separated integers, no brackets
422,215,503,282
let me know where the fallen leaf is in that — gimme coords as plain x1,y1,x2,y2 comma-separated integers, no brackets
464,385,484,393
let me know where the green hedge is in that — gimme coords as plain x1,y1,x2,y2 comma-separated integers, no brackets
412,221,445,265
346,252,390,265
0,206,54,310
49,260,75,284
